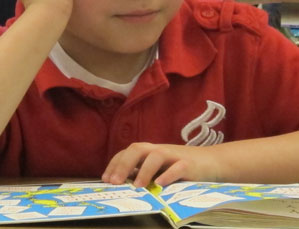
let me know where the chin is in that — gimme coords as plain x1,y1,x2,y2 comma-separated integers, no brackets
110,35,160,54
113,44,156,54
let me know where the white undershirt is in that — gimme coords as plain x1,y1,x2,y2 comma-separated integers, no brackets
49,42,158,96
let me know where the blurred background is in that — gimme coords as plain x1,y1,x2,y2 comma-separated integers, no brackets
0,0,17,25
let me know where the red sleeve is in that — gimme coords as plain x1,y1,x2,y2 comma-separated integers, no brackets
0,26,7,35
0,114,23,176
254,25,299,136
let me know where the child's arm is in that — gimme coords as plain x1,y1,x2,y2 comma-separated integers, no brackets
0,0,73,134
102,131,299,187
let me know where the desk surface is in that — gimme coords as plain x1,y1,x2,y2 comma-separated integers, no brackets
0,178,173,229
0,215,171,229
238,0,299,4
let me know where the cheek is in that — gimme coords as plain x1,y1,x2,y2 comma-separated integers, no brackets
66,2,108,39
70,0,110,25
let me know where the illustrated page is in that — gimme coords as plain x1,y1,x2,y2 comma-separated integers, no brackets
158,182,299,221
0,182,164,224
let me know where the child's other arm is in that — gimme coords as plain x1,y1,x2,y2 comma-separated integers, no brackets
102,132,299,187
0,0,73,134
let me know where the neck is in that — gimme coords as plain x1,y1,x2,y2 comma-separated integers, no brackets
59,35,153,84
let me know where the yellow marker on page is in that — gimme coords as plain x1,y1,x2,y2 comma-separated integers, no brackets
147,182,181,223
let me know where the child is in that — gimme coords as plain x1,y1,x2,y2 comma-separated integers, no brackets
1,0,299,188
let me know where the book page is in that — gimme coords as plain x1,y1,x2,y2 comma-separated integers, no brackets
212,198,299,219
157,181,299,225
0,182,164,224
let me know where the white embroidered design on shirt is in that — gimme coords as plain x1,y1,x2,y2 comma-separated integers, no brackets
181,100,226,146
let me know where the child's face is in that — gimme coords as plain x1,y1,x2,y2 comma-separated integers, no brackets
62,0,183,53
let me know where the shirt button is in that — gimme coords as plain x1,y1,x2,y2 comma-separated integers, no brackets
201,9,216,18
101,98,114,108
121,123,132,139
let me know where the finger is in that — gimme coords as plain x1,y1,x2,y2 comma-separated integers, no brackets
133,151,167,187
154,160,189,186
102,152,123,183
107,143,152,185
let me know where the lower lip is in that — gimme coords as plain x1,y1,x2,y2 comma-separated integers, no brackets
116,12,158,23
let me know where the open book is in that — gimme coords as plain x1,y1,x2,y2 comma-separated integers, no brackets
0,181,299,228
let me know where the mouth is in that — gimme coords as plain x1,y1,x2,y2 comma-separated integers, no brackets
115,10,160,23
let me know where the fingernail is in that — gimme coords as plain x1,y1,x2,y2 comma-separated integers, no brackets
102,174,108,182
134,179,144,188
154,178,163,186
111,174,122,184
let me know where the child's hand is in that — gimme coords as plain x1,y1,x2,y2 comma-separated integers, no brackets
102,143,222,187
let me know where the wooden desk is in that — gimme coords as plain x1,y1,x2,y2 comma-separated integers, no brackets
238,0,299,4
0,215,171,229
0,178,172,229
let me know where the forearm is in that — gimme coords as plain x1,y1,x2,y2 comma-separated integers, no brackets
0,2,72,134
212,131,299,184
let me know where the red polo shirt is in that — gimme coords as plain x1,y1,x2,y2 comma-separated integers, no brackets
1,0,299,177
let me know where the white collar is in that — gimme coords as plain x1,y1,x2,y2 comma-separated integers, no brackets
49,42,158,96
